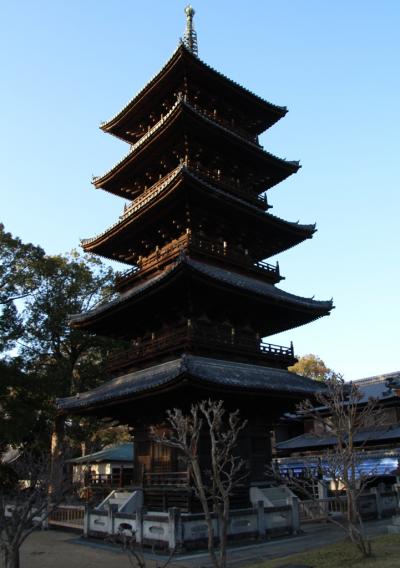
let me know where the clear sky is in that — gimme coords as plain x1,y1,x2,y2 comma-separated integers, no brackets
1,1,399,380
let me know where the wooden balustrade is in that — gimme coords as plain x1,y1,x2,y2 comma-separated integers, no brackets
115,232,279,288
188,98,259,145
121,165,182,219
144,471,191,486
48,505,85,529
107,321,294,372
119,160,267,226
188,161,268,208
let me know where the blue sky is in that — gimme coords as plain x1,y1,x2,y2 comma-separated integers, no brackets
1,1,399,380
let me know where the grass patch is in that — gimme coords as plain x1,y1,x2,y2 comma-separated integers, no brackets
252,534,400,568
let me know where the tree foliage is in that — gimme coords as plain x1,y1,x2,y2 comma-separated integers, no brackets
289,353,335,382
0,224,45,351
0,224,128,455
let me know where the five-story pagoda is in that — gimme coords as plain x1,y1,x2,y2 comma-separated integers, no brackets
58,7,333,511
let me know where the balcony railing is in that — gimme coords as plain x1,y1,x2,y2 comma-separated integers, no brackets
119,160,268,226
115,232,280,289
84,471,134,487
187,160,268,209
187,98,259,145
121,165,183,220
144,471,190,487
107,321,294,373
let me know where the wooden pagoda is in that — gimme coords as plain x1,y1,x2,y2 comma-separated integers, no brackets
58,7,333,512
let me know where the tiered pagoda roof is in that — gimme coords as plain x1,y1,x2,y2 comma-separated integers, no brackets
57,10,334,503
100,44,287,145
70,256,331,339
94,96,299,199
56,9,335,504
58,355,324,419
83,165,315,263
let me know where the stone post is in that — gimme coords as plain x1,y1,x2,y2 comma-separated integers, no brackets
135,508,143,544
318,480,328,499
287,496,300,534
256,500,266,539
371,487,382,519
168,507,182,551
393,483,400,510
83,504,90,538
107,503,116,534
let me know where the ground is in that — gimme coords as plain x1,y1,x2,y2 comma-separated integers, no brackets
17,519,395,568
19,530,177,568
253,534,400,568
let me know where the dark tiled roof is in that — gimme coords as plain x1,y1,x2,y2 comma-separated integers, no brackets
187,258,332,311
68,443,134,464
69,265,175,325
102,44,285,131
83,166,315,253
276,424,400,451
96,99,296,189
57,355,323,413
353,372,400,403
69,257,332,326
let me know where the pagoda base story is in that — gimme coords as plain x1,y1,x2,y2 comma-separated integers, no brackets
58,355,322,506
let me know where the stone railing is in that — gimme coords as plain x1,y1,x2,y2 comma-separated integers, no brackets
83,496,299,548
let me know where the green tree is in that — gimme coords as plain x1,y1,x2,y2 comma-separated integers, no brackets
0,224,44,351
0,226,128,454
0,360,49,454
18,251,116,393
288,353,335,381
15,251,125,455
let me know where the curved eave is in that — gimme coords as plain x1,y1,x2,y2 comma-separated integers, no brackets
101,44,287,139
94,100,299,193
82,168,315,258
69,257,333,331
187,258,333,314
69,263,179,329
56,354,322,415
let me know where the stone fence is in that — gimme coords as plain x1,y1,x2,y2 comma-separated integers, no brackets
84,497,300,550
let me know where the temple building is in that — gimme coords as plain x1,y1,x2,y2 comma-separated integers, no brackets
57,7,333,515
275,371,400,483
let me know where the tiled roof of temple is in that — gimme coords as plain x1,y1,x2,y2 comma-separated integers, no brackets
57,355,323,413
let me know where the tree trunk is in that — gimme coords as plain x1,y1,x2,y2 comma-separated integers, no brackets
5,547,20,568
190,459,219,568
49,415,65,500
219,501,229,568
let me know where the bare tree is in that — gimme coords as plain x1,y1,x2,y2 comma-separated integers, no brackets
106,523,176,568
0,450,67,568
154,399,247,568
276,375,382,557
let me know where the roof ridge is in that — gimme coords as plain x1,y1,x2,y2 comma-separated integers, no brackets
101,44,286,131
94,97,298,189
82,166,313,252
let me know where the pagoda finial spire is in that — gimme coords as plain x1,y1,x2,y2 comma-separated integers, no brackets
183,5,198,56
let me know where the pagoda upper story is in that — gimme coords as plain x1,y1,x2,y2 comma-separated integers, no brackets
100,44,287,147
72,10,333,376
